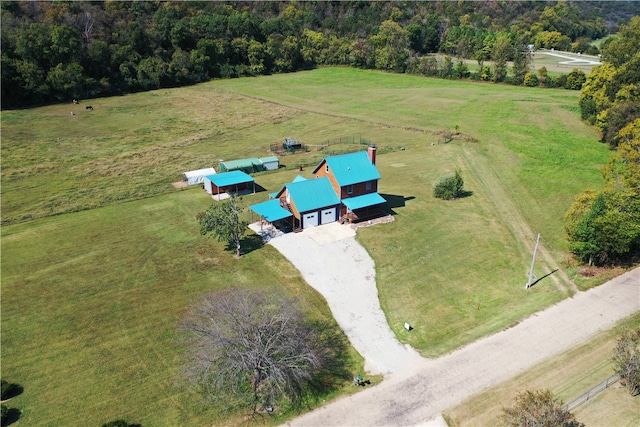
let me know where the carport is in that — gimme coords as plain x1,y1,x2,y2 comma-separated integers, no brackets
204,170,255,198
250,199,294,232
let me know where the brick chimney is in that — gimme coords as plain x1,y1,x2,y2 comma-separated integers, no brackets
367,144,377,165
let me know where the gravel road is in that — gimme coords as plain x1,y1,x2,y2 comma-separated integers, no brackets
265,222,639,426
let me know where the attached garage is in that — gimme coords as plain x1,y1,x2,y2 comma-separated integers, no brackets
320,207,337,224
302,212,319,229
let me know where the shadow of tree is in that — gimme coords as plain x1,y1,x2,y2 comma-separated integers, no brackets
288,319,353,412
236,233,264,256
1,382,23,400
2,407,22,426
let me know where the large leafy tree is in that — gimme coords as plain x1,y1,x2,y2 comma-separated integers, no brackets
183,289,325,414
197,195,248,258
564,120,640,265
502,389,584,427
612,326,640,396
492,36,511,83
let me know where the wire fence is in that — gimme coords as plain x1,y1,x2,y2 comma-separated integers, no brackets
564,374,620,412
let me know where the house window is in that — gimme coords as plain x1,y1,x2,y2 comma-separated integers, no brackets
325,164,329,173
365,181,372,191
347,185,353,194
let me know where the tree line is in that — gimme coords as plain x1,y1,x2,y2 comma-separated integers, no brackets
566,17,640,266
2,1,637,109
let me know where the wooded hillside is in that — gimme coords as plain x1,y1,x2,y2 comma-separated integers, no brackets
2,0,638,108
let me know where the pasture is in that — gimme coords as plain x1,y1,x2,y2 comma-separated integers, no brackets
1,68,613,425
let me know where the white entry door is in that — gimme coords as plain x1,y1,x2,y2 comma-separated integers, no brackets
302,212,318,229
320,207,336,224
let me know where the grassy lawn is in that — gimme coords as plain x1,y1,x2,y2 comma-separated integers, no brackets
1,68,616,424
1,189,366,426
443,313,640,427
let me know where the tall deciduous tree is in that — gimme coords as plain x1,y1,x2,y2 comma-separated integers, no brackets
183,289,324,414
492,36,511,82
502,390,584,427
197,195,248,258
612,327,640,396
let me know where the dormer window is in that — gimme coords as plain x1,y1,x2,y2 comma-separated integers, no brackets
347,185,353,194
365,181,372,191
325,164,329,173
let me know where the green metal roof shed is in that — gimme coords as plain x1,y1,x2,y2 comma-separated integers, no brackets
219,158,262,173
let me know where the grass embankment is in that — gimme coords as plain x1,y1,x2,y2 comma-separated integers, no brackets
444,313,640,427
2,68,614,425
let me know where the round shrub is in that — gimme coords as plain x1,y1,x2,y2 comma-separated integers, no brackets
433,170,464,200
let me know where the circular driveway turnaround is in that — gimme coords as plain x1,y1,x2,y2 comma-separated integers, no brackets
268,222,423,375
283,267,639,427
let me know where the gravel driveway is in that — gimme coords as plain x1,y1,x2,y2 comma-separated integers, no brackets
265,222,640,426
268,221,423,375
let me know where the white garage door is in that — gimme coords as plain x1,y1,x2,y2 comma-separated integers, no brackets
321,207,337,225
302,212,318,229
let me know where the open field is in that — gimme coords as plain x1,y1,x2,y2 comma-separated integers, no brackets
0,190,366,426
444,49,599,76
443,313,640,427
1,68,616,424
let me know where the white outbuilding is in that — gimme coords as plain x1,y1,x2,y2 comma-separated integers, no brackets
182,168,216,185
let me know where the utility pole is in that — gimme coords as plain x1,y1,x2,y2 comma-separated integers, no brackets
525,233,541,289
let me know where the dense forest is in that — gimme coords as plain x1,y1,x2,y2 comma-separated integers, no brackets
2,0,639,109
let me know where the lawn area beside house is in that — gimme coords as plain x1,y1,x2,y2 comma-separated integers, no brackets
2,68,615,424
0,189,365,426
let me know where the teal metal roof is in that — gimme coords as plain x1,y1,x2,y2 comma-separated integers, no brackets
286,177,340,212
207,170,254,187
250,199,292,222
342,192,386,210
269,175,307,199
314,151,381,186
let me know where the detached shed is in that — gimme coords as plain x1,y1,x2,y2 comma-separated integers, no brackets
260,156,279,171
204,170,255,197
219,158,262,173
182,168,216,185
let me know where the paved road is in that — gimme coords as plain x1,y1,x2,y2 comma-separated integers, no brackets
285,268,639,426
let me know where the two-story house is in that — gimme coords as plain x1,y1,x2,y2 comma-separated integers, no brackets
313,145,386,221
250,146,386,230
